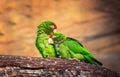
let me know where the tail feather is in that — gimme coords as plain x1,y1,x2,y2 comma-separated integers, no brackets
83,56,90,63
84,55,102,66
90,57,103,66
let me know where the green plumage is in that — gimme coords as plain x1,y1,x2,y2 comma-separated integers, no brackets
36,21,57,58
35,21,102,66
53,32,102,66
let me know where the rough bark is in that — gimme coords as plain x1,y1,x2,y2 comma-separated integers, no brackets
0,55,119,77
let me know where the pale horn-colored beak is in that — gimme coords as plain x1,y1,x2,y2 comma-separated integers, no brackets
48,38,54,44
53,29,57,33
48,34,54,44
53,25,57,33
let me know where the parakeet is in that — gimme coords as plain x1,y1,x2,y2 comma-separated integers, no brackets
36,21,58,58
49,32,102,66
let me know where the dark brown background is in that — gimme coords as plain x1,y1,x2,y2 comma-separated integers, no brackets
0,0,120,73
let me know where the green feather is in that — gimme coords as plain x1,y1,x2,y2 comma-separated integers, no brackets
36,21,58,58
53,32,102,66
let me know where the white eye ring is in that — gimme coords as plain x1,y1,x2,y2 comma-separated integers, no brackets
50,25,54,29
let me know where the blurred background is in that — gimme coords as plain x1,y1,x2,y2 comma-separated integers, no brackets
0,0,120,73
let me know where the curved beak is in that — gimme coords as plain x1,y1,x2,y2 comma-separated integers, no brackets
48,34,54,44
48,38,54,44
53,25,57,33
53,29,57,33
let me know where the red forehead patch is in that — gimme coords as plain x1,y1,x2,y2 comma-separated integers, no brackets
49,34,53,38
54,25,57,29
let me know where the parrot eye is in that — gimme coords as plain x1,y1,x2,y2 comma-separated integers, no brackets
50,25,54,29
50,25,57,29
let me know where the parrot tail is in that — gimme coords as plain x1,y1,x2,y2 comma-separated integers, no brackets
84,56,103,66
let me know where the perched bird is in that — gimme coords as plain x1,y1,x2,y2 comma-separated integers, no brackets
49,32,102,66
36,21,58,58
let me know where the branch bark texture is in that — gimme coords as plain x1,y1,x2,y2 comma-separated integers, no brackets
0,55,119,77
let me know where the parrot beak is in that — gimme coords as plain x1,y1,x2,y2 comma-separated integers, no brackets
53,29,57,33
53,25,57,33
48,38,54,44
48,34,54,44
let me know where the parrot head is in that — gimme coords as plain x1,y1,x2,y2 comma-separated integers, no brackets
48,32,65,44
37,21,57,35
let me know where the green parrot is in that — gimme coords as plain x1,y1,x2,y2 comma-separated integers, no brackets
49,32,102,66
35,21,58,58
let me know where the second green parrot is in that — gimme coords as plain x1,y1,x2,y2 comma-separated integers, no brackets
49,32,102,66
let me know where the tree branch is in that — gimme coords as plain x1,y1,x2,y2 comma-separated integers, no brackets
0,55,119,77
